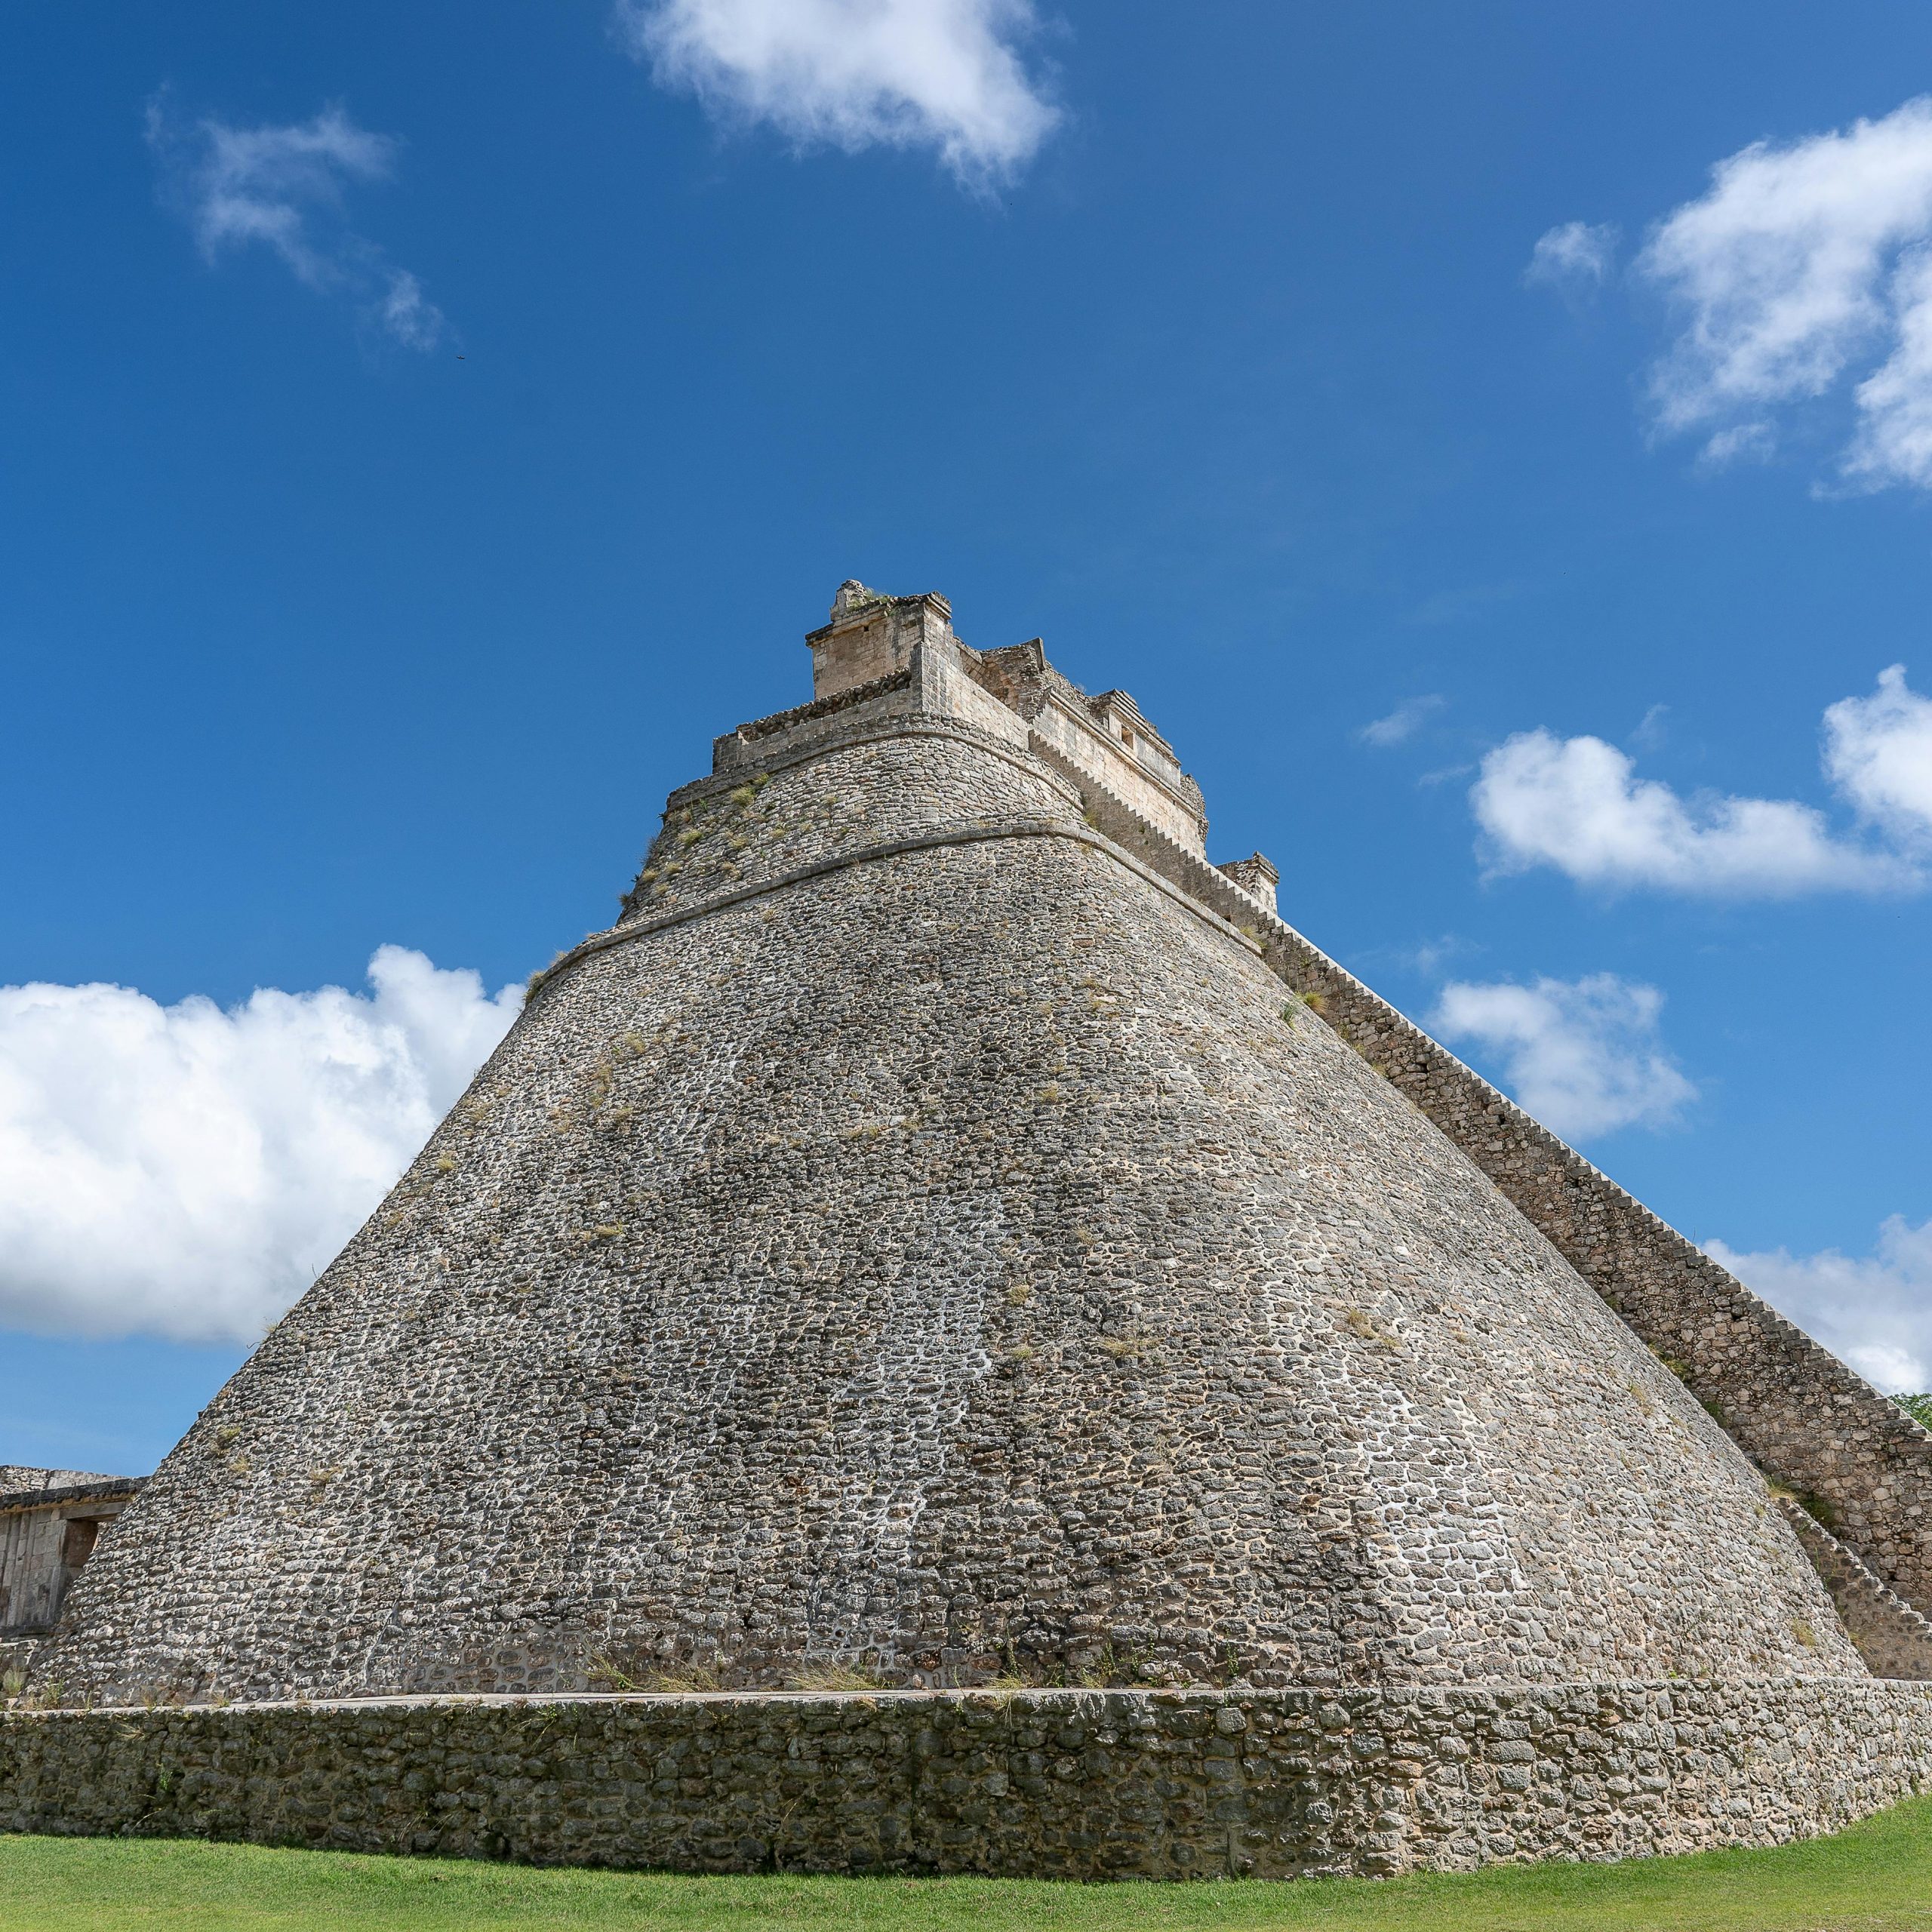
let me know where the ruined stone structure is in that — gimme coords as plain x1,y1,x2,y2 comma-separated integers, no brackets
13,582,1932,1875
0,1470,142,1679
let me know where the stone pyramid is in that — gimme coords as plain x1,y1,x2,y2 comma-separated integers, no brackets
36,583,1915,1706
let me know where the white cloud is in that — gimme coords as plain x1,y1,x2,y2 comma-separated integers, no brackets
1357,694,1445,748
1431,974,1696,1141
0,948,519,1346
1525,220,1620,289
377,269,442,352
1636,95,1932,488
1823,663,1932,849
617,0,1060,186
146,98,446,349
1699,420,1777,467
1472,665,1932,897
1471,727,1908,897
1707,1217,1932,1393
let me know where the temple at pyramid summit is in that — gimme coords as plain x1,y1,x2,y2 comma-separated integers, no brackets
14,582,1932,1876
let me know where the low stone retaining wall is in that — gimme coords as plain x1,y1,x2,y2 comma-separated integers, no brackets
4,1681,1930,1879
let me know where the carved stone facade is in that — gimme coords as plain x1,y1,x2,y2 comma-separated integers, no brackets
0,1470,142,1673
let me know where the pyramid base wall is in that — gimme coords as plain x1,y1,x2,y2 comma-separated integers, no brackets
3,1681,1930,1879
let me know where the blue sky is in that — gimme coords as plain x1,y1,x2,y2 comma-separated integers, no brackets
4,0,1932,1474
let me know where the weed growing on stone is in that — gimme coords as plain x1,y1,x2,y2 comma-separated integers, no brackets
1072,1644,1124,1688
586,1655,724,1695
786,1662,891,1694
643,1664,725,1695
1795,1490,1838,1528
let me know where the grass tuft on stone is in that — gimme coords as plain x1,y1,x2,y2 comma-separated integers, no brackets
786,1660,892,1694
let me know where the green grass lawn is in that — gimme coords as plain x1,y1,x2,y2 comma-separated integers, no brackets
2,1803,1930,1932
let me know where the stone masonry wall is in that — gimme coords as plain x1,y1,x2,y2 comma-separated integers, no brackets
1779,1500,1932,1681
5,1681,1931,1879
1041,740,1932,1620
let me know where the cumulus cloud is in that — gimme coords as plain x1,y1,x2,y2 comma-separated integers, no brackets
1472,666,1932,898
617,0,1060,186
1707,1217,1932,1393
0,948,520,1345
1431,974,1696,1141
1525,220,1620,290
1471,728,1906,897
1632,95,1932,488
1357,695,1445,748
1823,663,1932,849
145,98,446,349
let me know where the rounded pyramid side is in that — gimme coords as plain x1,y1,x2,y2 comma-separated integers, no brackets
36,719,1863,1702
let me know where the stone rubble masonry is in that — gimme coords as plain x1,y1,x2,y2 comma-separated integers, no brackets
16,584,1932,1874
4,1683,1931,1878
1017,723,1932,1626
1238,881,1932,1617
1779,1500,1932,1681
